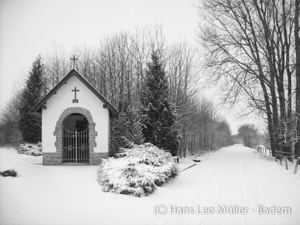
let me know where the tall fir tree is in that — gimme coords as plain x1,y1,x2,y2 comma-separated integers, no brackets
140,51,179,155
19,55,45,143
109,100,144,156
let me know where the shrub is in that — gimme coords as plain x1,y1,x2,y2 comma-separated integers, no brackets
97,143,179,197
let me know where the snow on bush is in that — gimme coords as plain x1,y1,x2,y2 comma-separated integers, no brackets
97,143,179,197
17,142,42,156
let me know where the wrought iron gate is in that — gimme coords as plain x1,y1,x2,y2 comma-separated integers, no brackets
63,127,89,163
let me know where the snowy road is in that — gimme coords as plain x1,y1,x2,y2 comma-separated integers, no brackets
1,144,299,225
150,145,300,225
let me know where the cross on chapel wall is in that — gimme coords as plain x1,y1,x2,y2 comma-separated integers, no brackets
72,87,79,103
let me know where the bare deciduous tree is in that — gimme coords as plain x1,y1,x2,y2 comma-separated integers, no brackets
40,25,232,155
198,0,299,156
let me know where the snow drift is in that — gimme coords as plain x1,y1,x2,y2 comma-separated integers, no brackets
97,143,179,197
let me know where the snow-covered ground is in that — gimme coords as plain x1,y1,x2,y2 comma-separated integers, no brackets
0,144,299,225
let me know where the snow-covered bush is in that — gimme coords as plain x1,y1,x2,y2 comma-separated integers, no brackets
17,142,42,156
97,143,179,197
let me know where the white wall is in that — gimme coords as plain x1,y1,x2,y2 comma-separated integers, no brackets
42,76,109,153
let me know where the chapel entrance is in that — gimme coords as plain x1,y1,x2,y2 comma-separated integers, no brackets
62,113,89,163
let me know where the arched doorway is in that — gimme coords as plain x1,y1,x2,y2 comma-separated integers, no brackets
62,113,89,163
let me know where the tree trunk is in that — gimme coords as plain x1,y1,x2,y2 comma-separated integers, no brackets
295,0,300,156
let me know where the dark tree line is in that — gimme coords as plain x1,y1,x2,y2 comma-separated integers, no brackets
0,89,22,144
0,26,232,156
0,56,44,144
238,124,258,148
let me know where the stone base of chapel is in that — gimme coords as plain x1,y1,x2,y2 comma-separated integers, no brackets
43,152,108,165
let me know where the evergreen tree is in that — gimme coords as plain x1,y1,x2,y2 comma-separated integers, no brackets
109,100,144,156
126,107,144,146
18,55,45,143
140,51,179,155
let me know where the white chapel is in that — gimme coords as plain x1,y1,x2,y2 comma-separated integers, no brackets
30,69,118,165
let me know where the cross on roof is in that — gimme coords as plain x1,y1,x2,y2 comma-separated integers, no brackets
70,55,78,69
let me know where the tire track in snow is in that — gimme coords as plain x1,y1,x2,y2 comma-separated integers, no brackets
177,154,230,225
238,149,249,225
241,149,272,225
184,148,244,225
215,162,234,225
191,148,247,225
149,147,234,225
186,168,224,225
196,158,235,225
176,149,232,204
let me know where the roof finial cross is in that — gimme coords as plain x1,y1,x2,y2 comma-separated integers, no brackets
70,55,78,69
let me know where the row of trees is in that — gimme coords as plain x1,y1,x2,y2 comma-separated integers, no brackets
0,26,232,156
199,0,300,156
0,56,44,144
238,123,271,149
238,124,259,148
0,90,22,144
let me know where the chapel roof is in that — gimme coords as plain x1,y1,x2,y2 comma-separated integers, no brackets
30,69,119,118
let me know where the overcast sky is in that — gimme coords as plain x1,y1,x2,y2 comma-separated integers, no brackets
0,0,198,106
0,0,263,134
